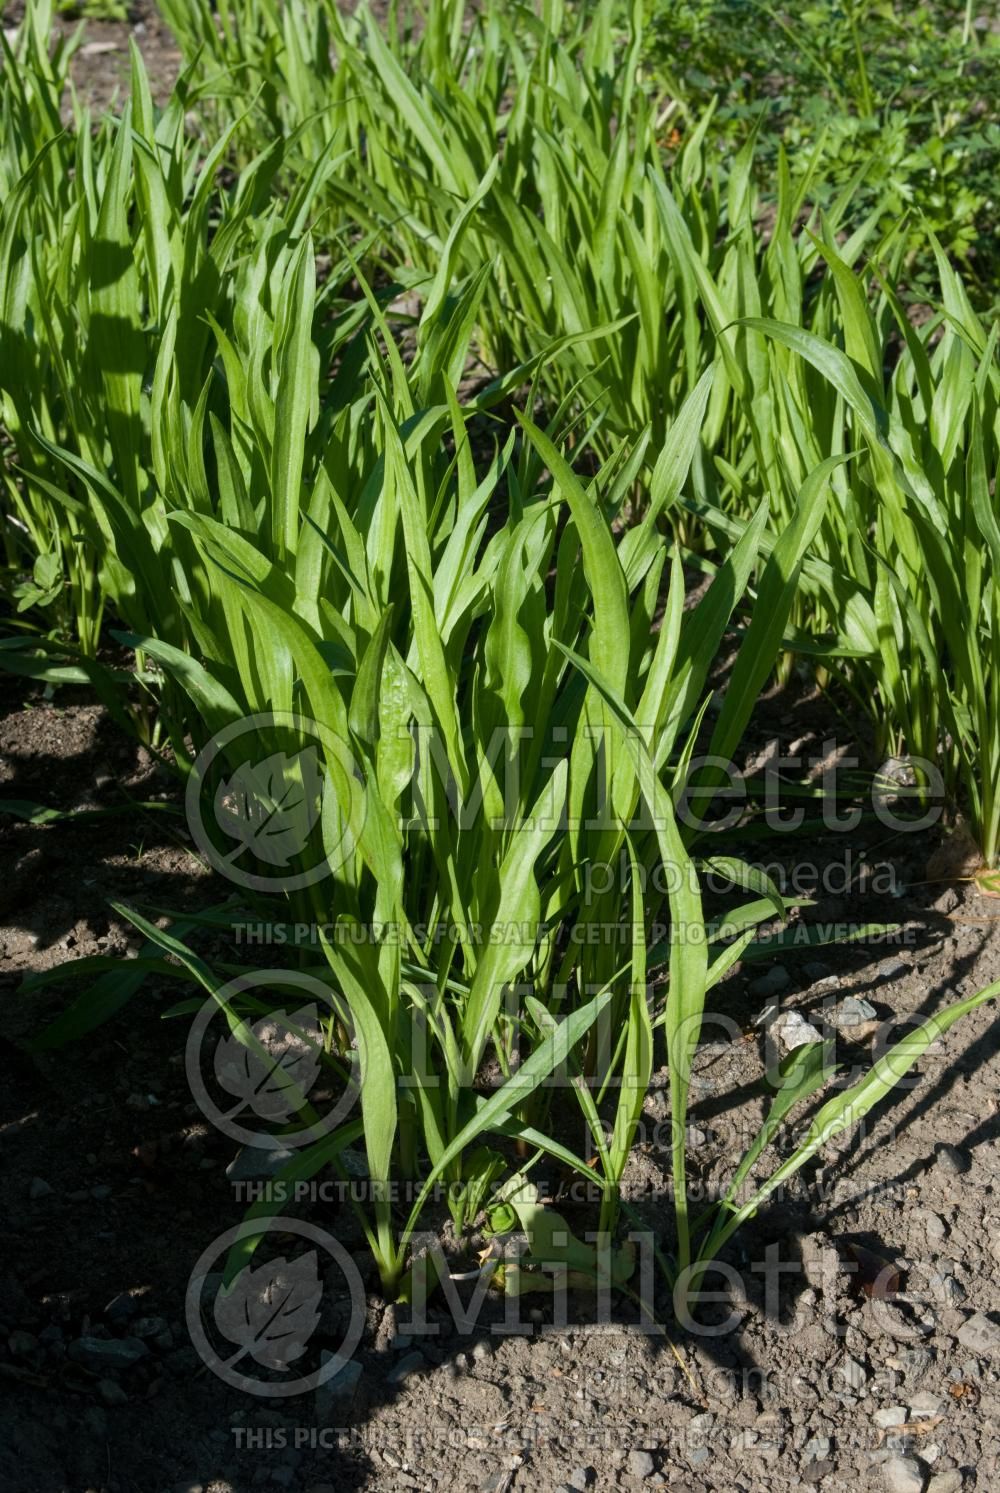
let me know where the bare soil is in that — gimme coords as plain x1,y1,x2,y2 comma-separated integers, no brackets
2,672,1000,1493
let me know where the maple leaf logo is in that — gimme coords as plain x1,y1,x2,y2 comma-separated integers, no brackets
214,1005,323,1123
213,1253,322,1372
213,747,324,868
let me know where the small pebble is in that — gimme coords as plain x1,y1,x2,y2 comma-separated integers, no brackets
927,1473,963,1493
104,1293,138,1323
28,1177,53,1199
749,965,791,999
628,1450,655,1478
68,1336,149,1371
827,996,878,1029
774,1010,824,1051
8,1331,39,1358
882,1456,925,1493
133,1316,169,1339
929,1272,965,1303
839,1356,868,1392
923,1212,948,1243
387,1351,426,1385
314,1357,362,1418
872,956,910,984
935,1144,970,1177
957,1310,1000,1356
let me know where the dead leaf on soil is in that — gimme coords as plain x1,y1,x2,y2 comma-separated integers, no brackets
949,1380,980,1405
843,1241,901,1299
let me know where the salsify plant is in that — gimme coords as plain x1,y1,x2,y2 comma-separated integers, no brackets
19,209,998,1305
681,231,1000,871
154,0,889,481
6,0,1000,1319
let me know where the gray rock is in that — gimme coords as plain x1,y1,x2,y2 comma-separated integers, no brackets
387,1350,426,1385
874,1407,907,1428
133,1315,169,1339
803,1463,834,1485
689,1447,710,1467
28,1177,53,1199
774,1010,824,1050
68,1336,149,1371
926,1474,963,1493
898,1348,934,1382
922,1212,948,1243
872,956,910,985
566,1470,594,1491
956,1310,1000,1356
803,1436,832,1459
839,1356,868,1392
628,1450,656,1478
314,1356,362,1419
749,966,791,999
935,1144,970,1177
883,1457,925,1493
225,1141,295,1183
104,1292,138,1323
828,996,878,1029
929,1273,965,1303
908,1392,945,1417
97,1379,128,1406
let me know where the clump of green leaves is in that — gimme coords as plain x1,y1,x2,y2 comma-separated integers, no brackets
647,0,1000,308
5,0,1000,1319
